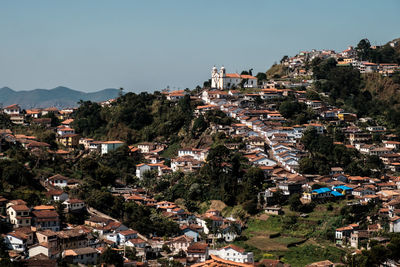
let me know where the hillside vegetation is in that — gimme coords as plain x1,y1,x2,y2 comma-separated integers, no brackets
364,73,400,107
266,64,287,79
72,92,193,143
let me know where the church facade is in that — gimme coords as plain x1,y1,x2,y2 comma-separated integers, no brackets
211,66,257,90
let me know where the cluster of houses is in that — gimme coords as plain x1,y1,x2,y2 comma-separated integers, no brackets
1,167,258,266
194,70,400,255
200,88,326,174
281,45,400,78
2,104,73,126
113,186,244,245
0,104,125,159
0,192,91,264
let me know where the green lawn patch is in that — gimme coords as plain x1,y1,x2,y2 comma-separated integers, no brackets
280,244,345,267
234,205,348,264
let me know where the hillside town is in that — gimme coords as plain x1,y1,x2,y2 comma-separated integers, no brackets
1,38,400,267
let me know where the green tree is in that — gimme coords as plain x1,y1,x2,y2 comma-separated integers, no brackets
125,247,137,260
95,165,118,186
42,112,61,127
99,248,123,267
72,101,107,137
192,115,208,137
356,38,372,61
288,193,302,211
0,113,12,128
305,90,320,100
256,72,267,84
54,201,66,226
37,130,57,150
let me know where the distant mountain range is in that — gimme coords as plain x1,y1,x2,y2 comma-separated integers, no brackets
0,86,120,109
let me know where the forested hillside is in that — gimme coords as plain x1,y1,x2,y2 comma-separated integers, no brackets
312,57,400,131
72,92,194,143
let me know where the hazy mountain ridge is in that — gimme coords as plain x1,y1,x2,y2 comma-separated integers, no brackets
0,86,120,109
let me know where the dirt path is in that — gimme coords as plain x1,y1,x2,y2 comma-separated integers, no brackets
86,206,116,221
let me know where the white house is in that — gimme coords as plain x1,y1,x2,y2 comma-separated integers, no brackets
182,226,200,242
196,215,223,235
305,100,323,109
335,224,358,245
63,199,85,212
63,247,98,265
101,141,124,155
211,66,257,89
56,126,75,137
384,141,400,151
136,163,157,179
367,126,386,132
47,174,69,188
171,156,203,173
29,242,60,259
119,229,138,244
217,224,239,242
177,148,209,161
390,216,400,233
166,90,187,101
137,142,156,153
4,233,25,251
79,138,94,150
105,229,138,245
187,242,209,263
126,238,147,248
4,229,33,251
3,104,21,115
304,123,324,134
47,190,69,202
250,156,277,166
209,245,254,263
7,204,31,228
88,141,102,153
167,235,193,253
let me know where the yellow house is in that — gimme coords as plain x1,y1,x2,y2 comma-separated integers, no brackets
337,113,357,122
57,134,80,148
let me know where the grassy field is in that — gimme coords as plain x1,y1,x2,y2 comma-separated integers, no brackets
234,200,349,264
247,234,303,251
280,243,345,267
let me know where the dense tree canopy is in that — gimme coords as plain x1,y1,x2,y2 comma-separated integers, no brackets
72,93,194,144
279,100,315,124
299,128,379,176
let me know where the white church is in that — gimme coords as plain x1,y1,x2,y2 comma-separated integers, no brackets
211,66,257,90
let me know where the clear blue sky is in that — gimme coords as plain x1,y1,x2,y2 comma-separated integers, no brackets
1,0,399,92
